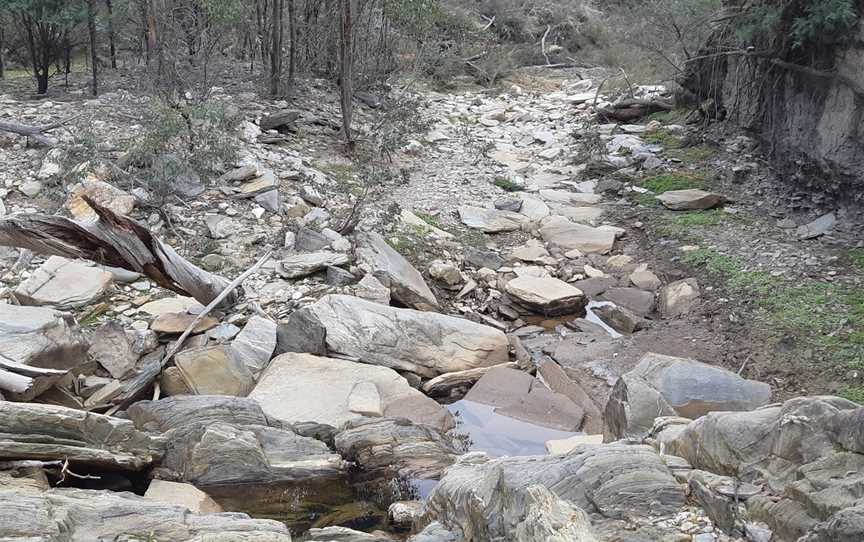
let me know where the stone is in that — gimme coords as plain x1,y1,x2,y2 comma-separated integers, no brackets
464,247,505,270
174,346,255,396
539,189,602,205
326,266,356,286
354,274,390,304
465,366,535,407
20,180,43,196
218,164,259,183
797,212,837,240
458,206,530,233
294,227,332,251
539,216,616,254
277,294,509,378
231,315,277,375
15,256,113,309
205,214,240,239
144,480,223,514
600,287,656,316
630,270,662,290
604,353,772,440
250,353,453,431
495,384,585,431
277,252,350,279
255,189,281,212
549,205,604,225
90,321,138,379
389,501,423,531
428,260,463,287
348,381,382,417
593,303,643,335
159,366,192,396
545,434,603,454
509,240,550,263
207,323,241,341
537,358,603,433
355,231,439,311
334,417,461,479
239,171,278,196
151,313,219,334
422,362,520,397
306,527,392,542
300,184,324,206
656,189,725,210
66,180,136,222
260,110,300,131
0,305,88,369
659,278,700,317
139,296,202,316
495,197,523,212
505,276,587,316
201,253,225,271
583,264,605,278
400,209,454,239
517,195,551,221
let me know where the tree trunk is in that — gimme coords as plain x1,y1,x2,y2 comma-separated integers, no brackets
338,0,354,143
287,0,296,85
0,26,5,79
88,0,98,96
269,0,283,96
105,0,117,68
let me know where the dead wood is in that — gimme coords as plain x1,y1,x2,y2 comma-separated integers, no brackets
0,114,84,147
0,355,67,401
596,98,674,122
0,196,238,307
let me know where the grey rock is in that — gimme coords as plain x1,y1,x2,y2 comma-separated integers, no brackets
90,321,138,379
494,198,523,212
206,322,241,341
174,345,255,396
0,304,88,369
797,212,837,240
354,273,391,304
465,366,534,407
306,527,392,542
600,287,655,316
295,227,332,252
659,278,700,318
593,303,644,335
206,215,240,239
604,353,771,440
144,479,223,514
218,164,258,183
15,256,113,309
355,231,439,311
537,358,603,434
539,216,616,254
254,189,282,212
326,266,356,286
231,315,277,375
280,294,508,378
299,184,324,206
504,276,587,316
277,252,350,279
464,247,505,270
656,189,725,210
428,260,463,287
409,522,462,542
495,384,585,432
458,206,530,233
630,270,662,290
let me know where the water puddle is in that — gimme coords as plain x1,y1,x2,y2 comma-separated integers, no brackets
446,399,581,458
523,301,622,339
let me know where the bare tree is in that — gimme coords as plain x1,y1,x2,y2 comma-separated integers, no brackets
87,0,98,96
270,0,283,95
338,0,354,144
287,0,296,85
104,0,116,68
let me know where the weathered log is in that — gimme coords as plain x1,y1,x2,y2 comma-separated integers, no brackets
596,98,674,122
422,362,519,397
0,354,67,401
0,114,83,147
0,196,238,307
0,402,163,470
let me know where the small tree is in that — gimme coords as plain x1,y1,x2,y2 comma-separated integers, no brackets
338,0,354,144
270,0,284,96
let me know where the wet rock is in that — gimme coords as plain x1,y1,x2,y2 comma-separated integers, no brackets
231,315,277,375
797,212,837,240
604,353,771,441
504,276,587,316
277,252,350,279
458,206,530,233
277,294,509,378
250,352,454,430
66,179,136,222
389,501,423,531
539,216,616,254
495,384,585,431
428,260,463,288
174,345,255,396
465,366,534,407
90,321,138,379
659,278,700,318
354,273,391,305
0,304,88,370
15,256,113,309
656,189,725,210
144,480,223,514
334,417,461,479
355,231,439,311
600,287,655,316
537,358,603,434
464,247,505,270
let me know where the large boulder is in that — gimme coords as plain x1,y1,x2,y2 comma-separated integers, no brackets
15,256,113,309
539,216,616,254
249,353,454,431
355,231,439,311
277,252,350,279
604,353,771,441
128,395,344,486
0,304,88,369
276,295,509,378
334,417,461,480
424,443,684,540
230,315,278,375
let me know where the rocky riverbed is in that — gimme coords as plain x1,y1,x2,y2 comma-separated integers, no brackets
0,67,862,542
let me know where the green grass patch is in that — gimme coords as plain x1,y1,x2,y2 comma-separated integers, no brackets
667,145,718,163
415,211,442,229
848,248,864,270
646,108,693,123
658,209,753,230
642,129,683,148
839,386,864,405
492,176,522,192
641,172,705,194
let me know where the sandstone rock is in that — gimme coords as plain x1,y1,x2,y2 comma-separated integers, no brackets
15,256,113,309
539,216,616,254
659,278,700,317
139,296,202,316
277,295,509,378
160,366,192,396
250,352,453,430
231,315,277,375
656,189,725,210
144,480,223,514
465,366,534,407
505,276,587,316
630,270,662,290
0,304,88,369
356,231,439,311
277,252,350,279
334,417,461,479
604,353,771,441
174,346,255,396
66,180,136,222
151,312,219,334
458,206,530,233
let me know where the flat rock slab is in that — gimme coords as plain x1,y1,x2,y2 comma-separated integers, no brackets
174,346,255,396
539,216,616,254
495,385,584,431
505,276,587,316
656,189,725,210
144,480,223,514
797,212,837,240
151,313,219,334
465,366,535,407
600,287,656,316
66,180,136,222
250,352,454,431
279,294,509,378
549,204,605,225
539,189,602,205
277,252,350,279
0,304,88,369
139,296,202,317
15,256,113,309
230,315,277,375
90,321,138,379
458,206,529,233
355,231,438,311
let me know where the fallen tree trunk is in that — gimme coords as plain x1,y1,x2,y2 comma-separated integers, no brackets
596,98,674,122
0,355,67,401
0,114,83,147
0,196,239,307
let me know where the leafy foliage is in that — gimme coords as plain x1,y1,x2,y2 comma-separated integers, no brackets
736,0,860,49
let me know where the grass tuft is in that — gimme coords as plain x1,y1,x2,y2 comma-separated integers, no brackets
492,176,522,192
642,172,705,194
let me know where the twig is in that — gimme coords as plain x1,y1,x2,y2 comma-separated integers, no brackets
59,458,101,483
620,68,635,99
480,15,496,31
540,25,552,66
